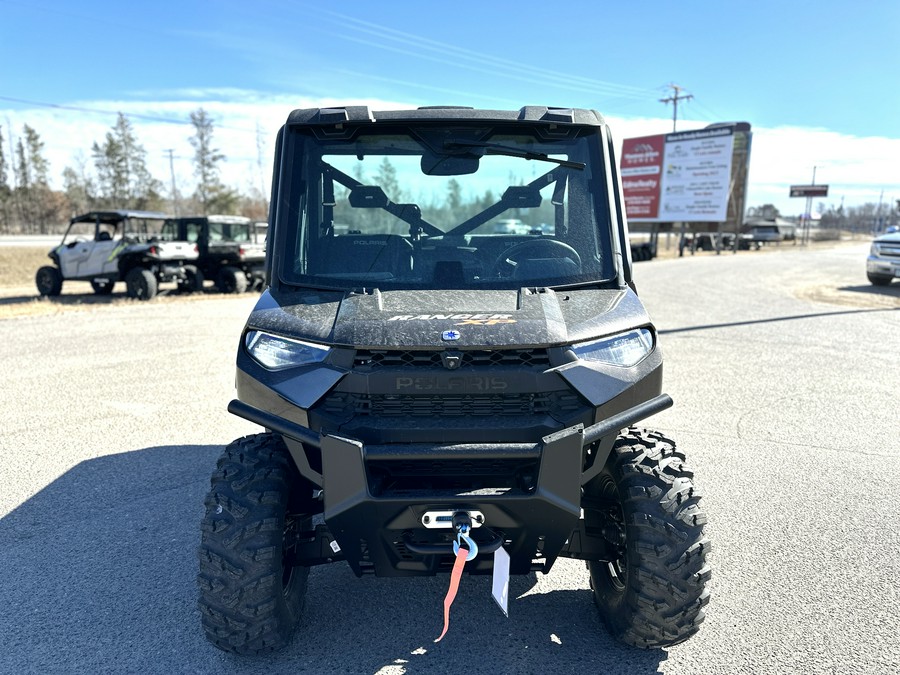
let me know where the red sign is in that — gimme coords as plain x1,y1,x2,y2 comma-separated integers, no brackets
620,134,665,220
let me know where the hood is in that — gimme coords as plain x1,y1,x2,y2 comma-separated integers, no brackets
246,286,653,349
874,231,900,244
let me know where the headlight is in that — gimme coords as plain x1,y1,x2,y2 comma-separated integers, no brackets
245,330,331,370
572,328,654,367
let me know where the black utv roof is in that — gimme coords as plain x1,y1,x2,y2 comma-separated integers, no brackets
286,105,606,127
70,210,170,224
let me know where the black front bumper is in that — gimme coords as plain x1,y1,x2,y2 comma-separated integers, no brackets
228,394,672,577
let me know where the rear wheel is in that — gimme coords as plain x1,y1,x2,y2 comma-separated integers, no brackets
585,428,710,648
124,267,158,300
216,266,248,294
179,265,205,293
198,433,313,654
36,266,63,296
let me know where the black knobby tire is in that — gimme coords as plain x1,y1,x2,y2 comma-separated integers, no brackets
124,267,158,300
586,428,710,648
179,265,205,293
90,280,115,295
197,433,311,654
36,266,63,296
216,266,248,294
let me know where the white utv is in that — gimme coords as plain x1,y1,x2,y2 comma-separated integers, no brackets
35,210,199,300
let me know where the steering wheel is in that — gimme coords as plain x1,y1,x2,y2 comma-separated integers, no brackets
489,239,582,278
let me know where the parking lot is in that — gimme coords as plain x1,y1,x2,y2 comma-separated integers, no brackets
1,241,898,674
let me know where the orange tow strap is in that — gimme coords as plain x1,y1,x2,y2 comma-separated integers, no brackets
434,545,470,642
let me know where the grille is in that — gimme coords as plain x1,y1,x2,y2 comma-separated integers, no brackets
368,456,538,494
369,457,535,478
877,243,900,259
354,348,550,369
319,391,582,418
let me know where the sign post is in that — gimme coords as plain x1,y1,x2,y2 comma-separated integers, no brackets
790,184,829,245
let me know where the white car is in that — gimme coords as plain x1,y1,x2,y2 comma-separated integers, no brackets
866,230,900,286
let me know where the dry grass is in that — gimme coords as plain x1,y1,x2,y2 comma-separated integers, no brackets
0,246,222,320
0,247,51,287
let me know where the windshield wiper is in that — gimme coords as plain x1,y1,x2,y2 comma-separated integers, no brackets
444,140,585,170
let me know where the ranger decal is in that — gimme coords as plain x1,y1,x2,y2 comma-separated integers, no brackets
389,314,515,322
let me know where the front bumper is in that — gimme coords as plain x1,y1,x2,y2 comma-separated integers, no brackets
867,255,900,277
228,393,673,577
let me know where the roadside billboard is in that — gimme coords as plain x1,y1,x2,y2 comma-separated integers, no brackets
622,124,748,224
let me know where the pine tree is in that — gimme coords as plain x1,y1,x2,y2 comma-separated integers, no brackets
13,125,55,232
92,113,162,210
0,125,10,231
189,107,237,214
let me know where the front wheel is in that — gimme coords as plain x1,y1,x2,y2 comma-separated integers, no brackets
586,428,710,648
216,266,248,294
36,266,62,296
198,433,313,654
867,272,893,287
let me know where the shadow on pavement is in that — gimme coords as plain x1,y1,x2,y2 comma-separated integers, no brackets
659,305,898,336
0,292,127,306
837,283,900,297
0,444,668,674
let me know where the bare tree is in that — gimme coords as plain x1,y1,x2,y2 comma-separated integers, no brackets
62,152,96,215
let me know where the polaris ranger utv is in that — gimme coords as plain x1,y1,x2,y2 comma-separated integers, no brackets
198,106,710,654
160,214,266,293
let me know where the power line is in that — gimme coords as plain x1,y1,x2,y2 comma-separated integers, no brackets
0,95,257,133
298,4,660,102
659,84,693,132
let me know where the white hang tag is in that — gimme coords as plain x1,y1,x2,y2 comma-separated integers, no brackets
491,546,510,617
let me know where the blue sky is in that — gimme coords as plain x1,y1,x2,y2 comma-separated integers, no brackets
2,0,899,215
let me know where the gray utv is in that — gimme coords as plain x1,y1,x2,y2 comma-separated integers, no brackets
197,105,710,654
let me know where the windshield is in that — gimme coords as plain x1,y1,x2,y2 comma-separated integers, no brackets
279,123,616,290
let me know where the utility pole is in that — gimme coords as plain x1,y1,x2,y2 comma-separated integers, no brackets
166,148,179,216
659,84,693,132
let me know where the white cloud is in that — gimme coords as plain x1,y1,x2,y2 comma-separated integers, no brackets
2,95,898,219
0,94,409,201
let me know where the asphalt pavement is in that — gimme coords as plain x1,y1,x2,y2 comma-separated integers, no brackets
1,242,898,674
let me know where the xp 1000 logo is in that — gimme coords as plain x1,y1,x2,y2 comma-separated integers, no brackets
388,314,516,326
